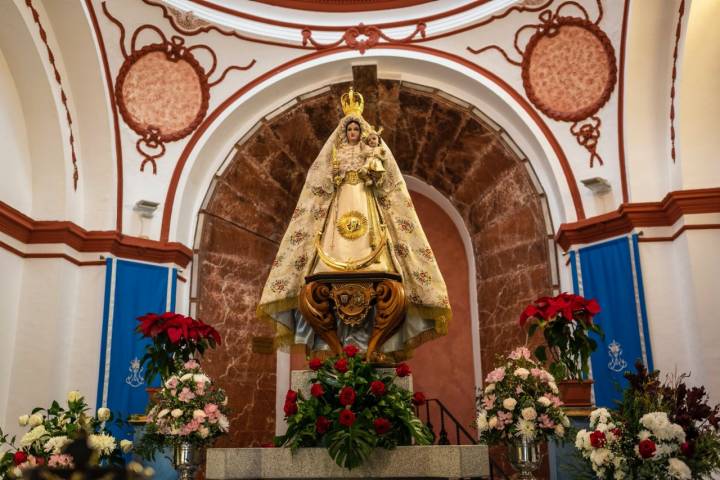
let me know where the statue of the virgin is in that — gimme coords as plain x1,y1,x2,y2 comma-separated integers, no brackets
257,88,451,361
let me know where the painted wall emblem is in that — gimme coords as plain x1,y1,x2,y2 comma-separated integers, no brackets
125,357,145,388
607,340,628,373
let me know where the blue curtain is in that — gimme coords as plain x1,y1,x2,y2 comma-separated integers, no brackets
571,235,653,408
96,259,177,439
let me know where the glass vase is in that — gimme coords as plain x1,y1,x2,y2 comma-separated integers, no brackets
507,437,541,479
173,441,202,480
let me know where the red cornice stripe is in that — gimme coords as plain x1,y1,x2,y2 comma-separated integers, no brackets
188,0,488,31
0,201,192,267
0,240,106,267
555,188,720,250
638,224,720,243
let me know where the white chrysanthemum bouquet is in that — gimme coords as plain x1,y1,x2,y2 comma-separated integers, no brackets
136,359,229,459
574,362,720,479
475,347,570,445
0,391,130,478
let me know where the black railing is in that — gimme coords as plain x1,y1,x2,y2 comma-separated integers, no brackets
415,398,511,480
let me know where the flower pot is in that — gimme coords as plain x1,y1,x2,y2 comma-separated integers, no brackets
507,437,541,479
173,442,203,480
558,379,593,407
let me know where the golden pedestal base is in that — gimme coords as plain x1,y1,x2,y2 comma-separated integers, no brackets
298,272,407,360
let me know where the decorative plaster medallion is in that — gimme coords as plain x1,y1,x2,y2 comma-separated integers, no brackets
467,1,616,167
522,17,616,122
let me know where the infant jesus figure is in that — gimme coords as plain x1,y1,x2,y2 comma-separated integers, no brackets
361,127,387,187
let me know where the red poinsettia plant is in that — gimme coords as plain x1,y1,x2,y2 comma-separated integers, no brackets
136,312,221,383
519,293,603,380
275,345,432,470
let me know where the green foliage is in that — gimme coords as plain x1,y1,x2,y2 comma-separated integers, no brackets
275,352,432,470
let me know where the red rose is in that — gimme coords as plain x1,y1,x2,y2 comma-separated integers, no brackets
310,383,325,398
412,392,426,406
338,409,356,427
373,417,391,435
638,439,656,458
13,451,28,466
611,427,622,438
395,363,411,377
309,357,323,371
339,386,356,406
316,415,331,434
283,400,298,416
335,358,349,373
589,430,606,448
286,390,298,402
681,441,694,457
343,344,360,357
370,380,386,396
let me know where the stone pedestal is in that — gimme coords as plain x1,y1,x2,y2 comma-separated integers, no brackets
290,369,412,398
206,445,489,479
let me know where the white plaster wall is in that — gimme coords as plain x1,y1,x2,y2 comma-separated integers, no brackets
0,250,24,426
636,240,702,386
623,0,679,202
683,229,720,400
0,47,33,213
677,0,720,190
3,260,81,438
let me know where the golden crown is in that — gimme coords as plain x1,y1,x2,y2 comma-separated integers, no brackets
341,88,364,116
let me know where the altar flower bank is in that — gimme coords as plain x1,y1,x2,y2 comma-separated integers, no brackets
475,347,570,445
574,362,720,479
135,359,230,459
275,344,432,470
136,312,222,383
0,391,129,478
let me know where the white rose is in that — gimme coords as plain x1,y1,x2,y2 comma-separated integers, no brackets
590,448,611,467
484,384,495,394
67,391,82,403
575,429,591,450
218,415,230,432
18,415,29,426
198,427,210,439
120,439,133,453
180,373,193,382
193,374,210,384
193,409,207,420
476,412,488,432
28,414,43,427
537,397,551,407
548,381,559,394
513,368,530,380
488,416,498,429
668,457,691,480
97,407,111,422
554,424,565,438
171,409,183,418
521,407,537,421
502,398,517,410
158,409,170,418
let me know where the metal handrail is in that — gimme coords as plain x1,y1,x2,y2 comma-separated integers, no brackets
415,398,511,480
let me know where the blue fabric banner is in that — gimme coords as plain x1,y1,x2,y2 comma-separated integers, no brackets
96,259,177,440
572,235,653,408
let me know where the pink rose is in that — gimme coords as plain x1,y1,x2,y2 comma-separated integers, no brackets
184,359,199,369
178,387,196,402
497,411,513,429
165,377,179,389
204,403,219,415
539,414,555,429
485,367,505,383
482,394,496,410
509,347,531,360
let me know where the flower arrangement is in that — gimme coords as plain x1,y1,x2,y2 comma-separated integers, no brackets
519,292,603,380
136,312,221,383
135,359,230,459
274,345,432,470
0,391,131,478
575,362,720,479
475,347,570,445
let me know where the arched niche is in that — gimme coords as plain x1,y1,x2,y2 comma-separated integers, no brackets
190,79,559,446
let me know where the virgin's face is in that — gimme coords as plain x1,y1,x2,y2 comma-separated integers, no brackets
346,122,361,144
